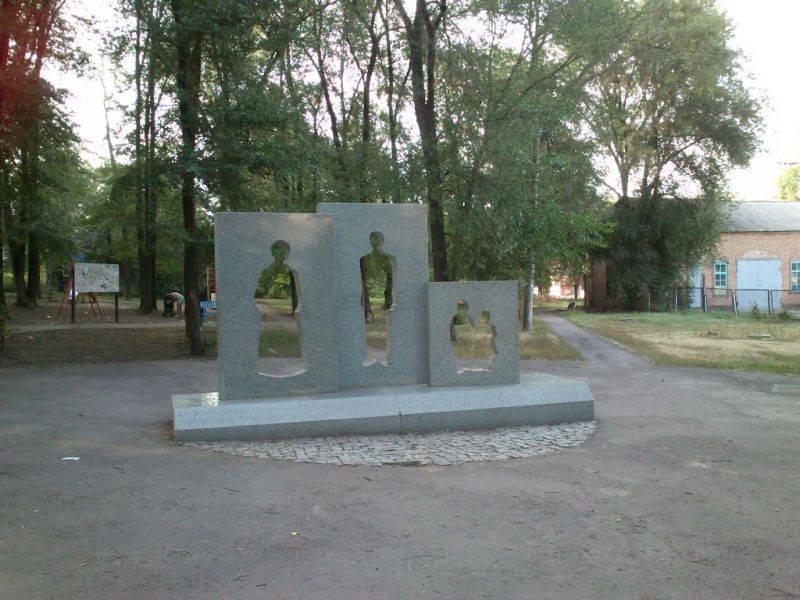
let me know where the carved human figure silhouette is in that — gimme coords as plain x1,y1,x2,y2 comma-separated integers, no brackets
360,231,393,366
451,301,496,373
257,240,306,378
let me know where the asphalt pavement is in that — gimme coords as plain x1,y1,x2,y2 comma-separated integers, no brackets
1,316,799,599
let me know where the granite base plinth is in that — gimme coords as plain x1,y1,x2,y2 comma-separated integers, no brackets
172,373,594,442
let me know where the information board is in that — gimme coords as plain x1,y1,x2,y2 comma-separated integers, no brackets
74,263,120,293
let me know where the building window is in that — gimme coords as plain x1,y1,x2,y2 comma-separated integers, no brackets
792,260,800,292
714,261,728,288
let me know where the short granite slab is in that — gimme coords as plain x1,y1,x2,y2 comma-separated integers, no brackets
172,373,594,441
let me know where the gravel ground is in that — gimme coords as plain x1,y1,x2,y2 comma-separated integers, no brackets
184,421,597,466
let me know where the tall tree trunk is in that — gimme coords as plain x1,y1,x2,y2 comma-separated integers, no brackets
144,42,158,312
102,63,135,302
23,141,41,305
134,0,149,312
172,0,204,355
14,148,31,307
121,225,132,299
0,201,6,314
4,161,25,306
522,263,534,332
25,229,40,304
522,131,544,332
0,0,11,313
394,0,448,281
0,163,9,314
289,271,298,316
143,2,162,311
383,268,392,310
357,1,381,203
379,0,399,202
360,255,372,322
10,238,26,305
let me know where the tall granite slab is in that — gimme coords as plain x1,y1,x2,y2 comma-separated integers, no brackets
427,281,520,387
174,208,595,442
316,203,429,388
215,212,338,400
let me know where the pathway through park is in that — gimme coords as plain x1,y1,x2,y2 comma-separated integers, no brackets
2,315,799,599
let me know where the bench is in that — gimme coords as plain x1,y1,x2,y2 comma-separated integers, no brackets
200,300,217,324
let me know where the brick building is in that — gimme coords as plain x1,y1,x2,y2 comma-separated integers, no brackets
695,201,800,311
585,201,800,311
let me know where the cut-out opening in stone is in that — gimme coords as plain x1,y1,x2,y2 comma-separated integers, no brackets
255,240,307,377
450,302,495,374
361,231,394,366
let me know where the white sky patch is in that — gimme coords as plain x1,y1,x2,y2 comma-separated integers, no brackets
717,0,800,200
47,1,126,166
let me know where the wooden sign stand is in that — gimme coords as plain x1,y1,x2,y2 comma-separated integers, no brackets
57,265,116,323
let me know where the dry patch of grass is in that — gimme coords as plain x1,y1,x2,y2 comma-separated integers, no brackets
0,326,303,367
567,311,800,375
364,302,579,361
521,317,582,360
450,313,580,361
1,328,212,367
1,299,580,367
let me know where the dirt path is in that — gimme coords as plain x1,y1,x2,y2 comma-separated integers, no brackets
538,310,649,367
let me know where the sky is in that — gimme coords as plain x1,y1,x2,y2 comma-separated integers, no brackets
717,0,800,200
55,0,800,201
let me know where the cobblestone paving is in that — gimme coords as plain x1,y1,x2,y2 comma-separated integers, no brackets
183,421,597,466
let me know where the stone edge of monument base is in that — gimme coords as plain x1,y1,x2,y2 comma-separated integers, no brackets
172,373,594,442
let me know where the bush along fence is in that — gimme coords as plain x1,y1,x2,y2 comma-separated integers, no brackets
668,287,800,316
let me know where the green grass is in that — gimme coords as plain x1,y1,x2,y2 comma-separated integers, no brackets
535,297,580,309
259,297,294,315
258,327,301,357
201,328,301,358
566,311,800,375
449,315,580,361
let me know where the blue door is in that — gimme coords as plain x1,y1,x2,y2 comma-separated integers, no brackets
736,259,781,311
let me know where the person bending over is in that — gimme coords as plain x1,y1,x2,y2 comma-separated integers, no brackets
164,291,185,318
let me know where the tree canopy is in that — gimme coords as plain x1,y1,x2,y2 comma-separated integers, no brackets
0,0,763,344
777,165,800,201
587,0,761,307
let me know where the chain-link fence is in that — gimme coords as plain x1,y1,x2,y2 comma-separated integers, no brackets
668,287,800,315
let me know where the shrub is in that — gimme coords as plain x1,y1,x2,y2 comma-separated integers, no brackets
267,271,291,298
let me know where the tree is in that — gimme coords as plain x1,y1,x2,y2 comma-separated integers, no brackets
394,0,449,281
437,0,622,327
171,0,205,354
588,0,762,306
777,165,800,201
119,0,170,313
0,0,84,309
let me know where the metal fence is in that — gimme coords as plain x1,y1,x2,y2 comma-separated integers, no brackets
669,287,800,316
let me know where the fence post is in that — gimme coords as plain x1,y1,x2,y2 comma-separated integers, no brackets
767,290,773,316
732,289,738,316
674,288,678,311
701,275,708,314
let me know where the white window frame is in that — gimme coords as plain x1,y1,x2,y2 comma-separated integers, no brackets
792,259,800,292
714,261,728,289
